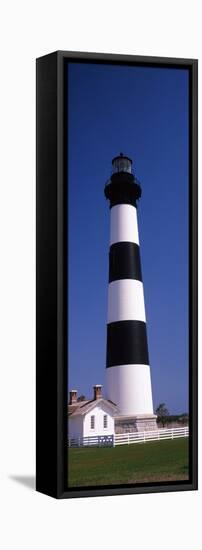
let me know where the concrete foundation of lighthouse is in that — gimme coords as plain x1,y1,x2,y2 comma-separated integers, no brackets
114,415,158,433
104,153,157,432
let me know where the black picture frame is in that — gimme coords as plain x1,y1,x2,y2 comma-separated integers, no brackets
36,50,198,499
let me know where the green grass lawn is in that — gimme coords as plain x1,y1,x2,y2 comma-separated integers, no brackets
68,438,189,487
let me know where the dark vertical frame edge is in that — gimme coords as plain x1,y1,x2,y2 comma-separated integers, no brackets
190,59,198,490
36,51,58,497
36,51,198,499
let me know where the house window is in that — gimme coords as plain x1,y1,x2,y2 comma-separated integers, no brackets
103,415,108,429
90,415,95,429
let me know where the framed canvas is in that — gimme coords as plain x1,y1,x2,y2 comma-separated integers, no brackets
36,50,198,499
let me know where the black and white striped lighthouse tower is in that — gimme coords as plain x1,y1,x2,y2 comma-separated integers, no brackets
104,154,157,432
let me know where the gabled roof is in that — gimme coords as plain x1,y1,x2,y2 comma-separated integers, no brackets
68,398,119,418
68,400,91,416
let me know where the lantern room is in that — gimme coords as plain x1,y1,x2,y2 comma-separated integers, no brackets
112,153,133,174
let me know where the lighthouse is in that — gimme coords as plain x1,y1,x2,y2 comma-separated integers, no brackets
104,154,157,432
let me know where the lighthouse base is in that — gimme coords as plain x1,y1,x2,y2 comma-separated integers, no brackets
115,414,158,434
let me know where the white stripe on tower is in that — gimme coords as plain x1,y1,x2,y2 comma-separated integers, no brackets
106,365,154,417
107,279,146,324
104,153,154,417
110,204,139,245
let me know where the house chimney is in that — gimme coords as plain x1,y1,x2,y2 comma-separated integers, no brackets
93,385,102,400
69,389,77,405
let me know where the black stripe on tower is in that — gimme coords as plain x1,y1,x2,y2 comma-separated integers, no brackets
106,320,149,367
109,242,142,283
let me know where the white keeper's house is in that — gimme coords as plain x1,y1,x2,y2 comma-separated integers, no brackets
68,385,119,441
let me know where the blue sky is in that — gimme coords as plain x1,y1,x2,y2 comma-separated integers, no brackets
67,62,189,414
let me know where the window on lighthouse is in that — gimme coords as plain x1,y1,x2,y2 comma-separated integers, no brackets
90,415,95,429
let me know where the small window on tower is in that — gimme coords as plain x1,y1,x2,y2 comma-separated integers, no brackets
103,415,108,429
90,415,95,429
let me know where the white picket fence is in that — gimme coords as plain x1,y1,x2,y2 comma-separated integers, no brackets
68,426,188,447
115,426,189,446
68,434,114,448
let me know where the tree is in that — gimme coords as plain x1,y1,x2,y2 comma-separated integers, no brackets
155,403,169,427
77,394,86,402
178,413,189,426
